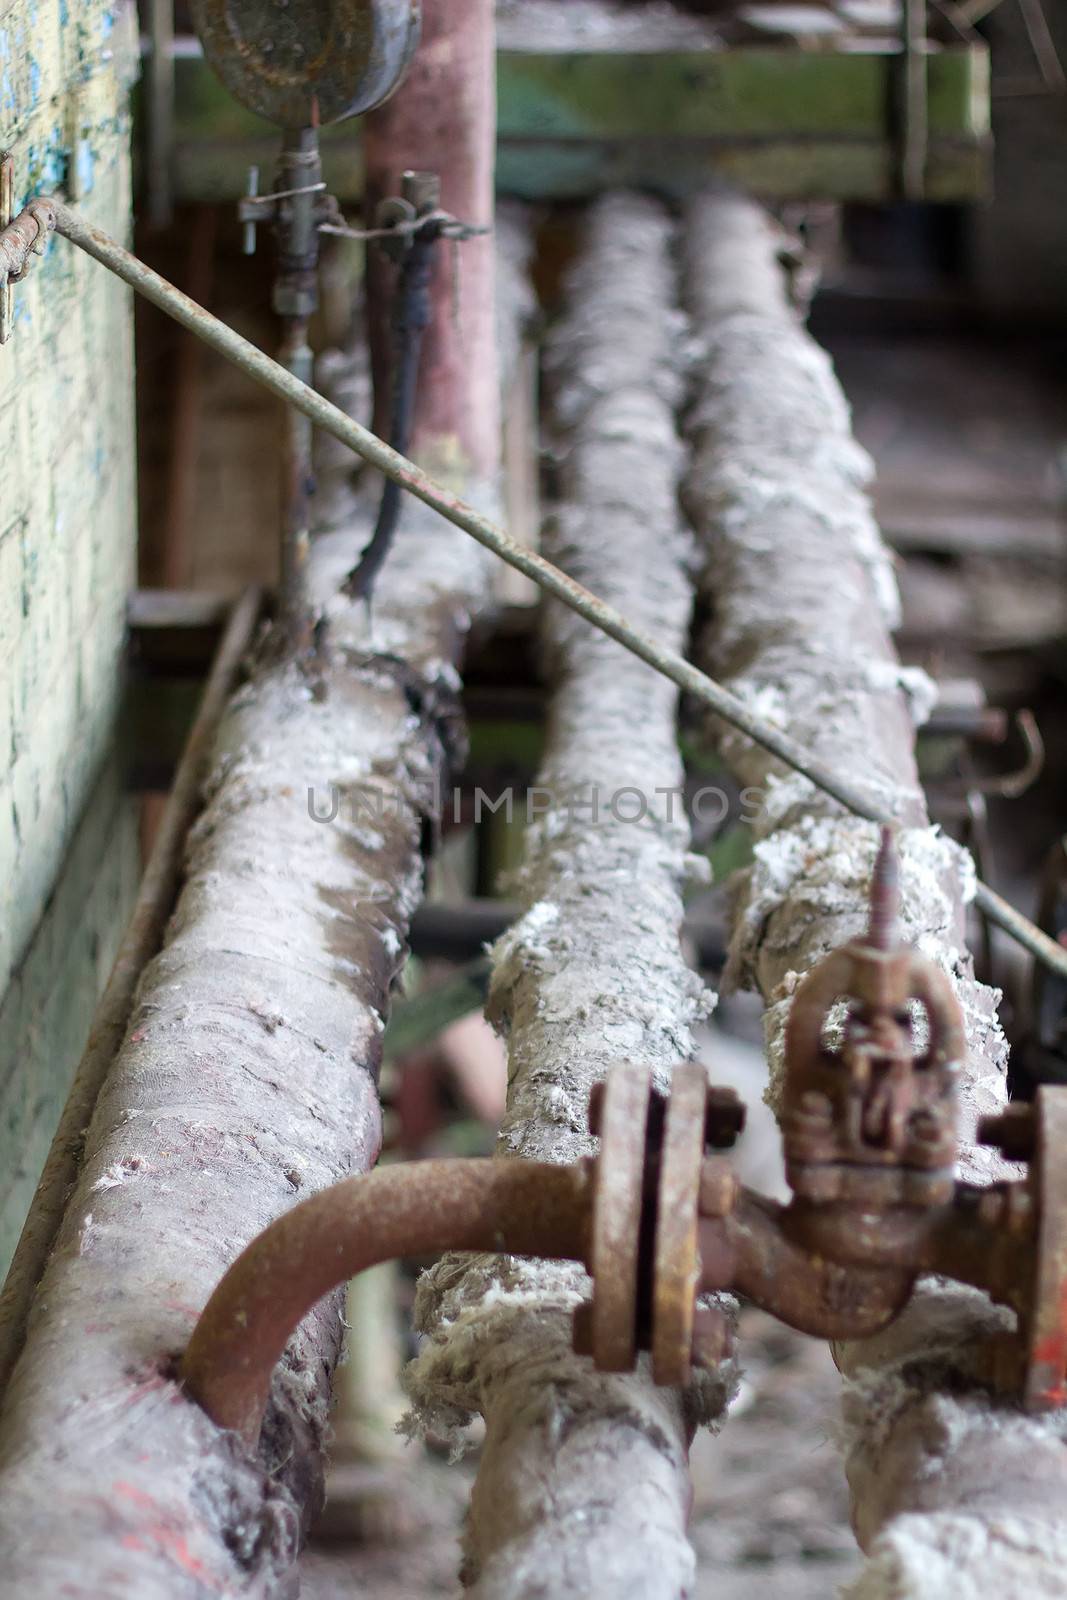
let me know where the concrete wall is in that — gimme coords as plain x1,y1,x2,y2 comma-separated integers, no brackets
0,0,140,1267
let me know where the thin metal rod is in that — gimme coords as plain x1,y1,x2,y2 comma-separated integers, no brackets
0,587,262,1397
0,154,13,345
1018,0,1066,91
44,202,1067,985
900,0,929,199
145,0,175,229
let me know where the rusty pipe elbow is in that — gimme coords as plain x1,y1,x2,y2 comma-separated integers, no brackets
707,1191,915,1340
183,1157,590,1449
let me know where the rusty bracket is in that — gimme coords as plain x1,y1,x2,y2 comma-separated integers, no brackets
0,182,58,345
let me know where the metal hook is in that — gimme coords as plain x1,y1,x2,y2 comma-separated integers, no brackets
967,709,1045,801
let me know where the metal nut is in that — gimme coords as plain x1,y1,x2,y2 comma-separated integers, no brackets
704,1085,746,1149
977,1105,1036,1163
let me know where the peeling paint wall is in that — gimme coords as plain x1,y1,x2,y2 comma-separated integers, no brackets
0,0,139,1267
0,752,138,1265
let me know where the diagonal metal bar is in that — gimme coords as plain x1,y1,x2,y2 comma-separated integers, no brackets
29,198,1067,986
1018,0,1066,90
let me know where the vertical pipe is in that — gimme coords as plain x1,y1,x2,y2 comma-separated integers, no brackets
0,152,14,345
145,0,174,229
274,127,321,650
900,0,929,200
278,315,314,645
362,0,499,485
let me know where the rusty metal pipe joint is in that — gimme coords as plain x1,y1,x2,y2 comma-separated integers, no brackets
183,830,1067,1451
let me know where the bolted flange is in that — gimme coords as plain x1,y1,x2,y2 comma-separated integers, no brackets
583,1061,651,1373
653,1063,711,1385
580,1061,742,1384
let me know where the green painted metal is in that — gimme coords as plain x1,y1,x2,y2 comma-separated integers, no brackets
167,41,991,203
495,47,987,141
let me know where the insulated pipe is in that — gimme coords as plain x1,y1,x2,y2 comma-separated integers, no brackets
3,199,1058,985
183,1158,591,1447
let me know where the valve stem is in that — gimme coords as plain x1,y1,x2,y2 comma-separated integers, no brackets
867,825,901,952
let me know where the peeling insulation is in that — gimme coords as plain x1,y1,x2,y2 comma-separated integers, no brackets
0,221,534,1597
406,193,733,1599
682,191,1067,1598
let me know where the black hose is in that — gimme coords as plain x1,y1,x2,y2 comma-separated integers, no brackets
345,221,439,604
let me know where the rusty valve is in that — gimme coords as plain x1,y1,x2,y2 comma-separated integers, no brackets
782,828,964,1210
183,830,1067,1451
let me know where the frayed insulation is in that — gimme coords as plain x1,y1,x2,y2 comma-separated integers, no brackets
0,217,537,1597
679,190,1066,1599
405,193,725,1598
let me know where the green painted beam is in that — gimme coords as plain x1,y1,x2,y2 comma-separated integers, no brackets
165,41,991,204
495,46,988,142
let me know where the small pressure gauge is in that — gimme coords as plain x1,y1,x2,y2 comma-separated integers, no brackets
188,0,420,129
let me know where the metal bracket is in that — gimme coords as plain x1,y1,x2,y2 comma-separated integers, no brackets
0,174,58,347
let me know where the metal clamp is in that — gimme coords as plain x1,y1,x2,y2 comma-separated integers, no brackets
0,164,58,347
